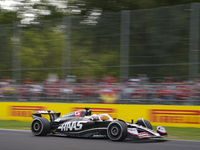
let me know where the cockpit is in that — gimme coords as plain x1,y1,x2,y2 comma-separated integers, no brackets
60,108,92,118
85,114,113,121
60,110,86,118
59,108,113,121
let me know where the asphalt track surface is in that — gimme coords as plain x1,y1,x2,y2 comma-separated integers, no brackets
0,129,199,150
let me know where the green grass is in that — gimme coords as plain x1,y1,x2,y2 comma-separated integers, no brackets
163,127,200,141
0,120,31,130
0,120,200,141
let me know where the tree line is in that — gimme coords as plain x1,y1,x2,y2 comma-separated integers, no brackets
0,1,199,81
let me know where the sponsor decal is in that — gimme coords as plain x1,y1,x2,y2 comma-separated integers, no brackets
72,107,116,118
75,111,82,117
9,106,45,117
58,121,86,131
138,132,152,138
150,109,200,124
34,110,54,114
93,135,107,138
128,128,137,132
128,128,138,136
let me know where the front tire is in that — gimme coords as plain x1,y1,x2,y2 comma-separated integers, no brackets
135,118,152,130
107,121,127,141
31,117,50,136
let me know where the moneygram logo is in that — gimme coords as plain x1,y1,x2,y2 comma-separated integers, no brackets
72,107,117,118
9,106,45,117
149,109,200,124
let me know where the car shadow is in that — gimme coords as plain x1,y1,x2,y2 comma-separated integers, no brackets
123,138,169,143
47,134,168,143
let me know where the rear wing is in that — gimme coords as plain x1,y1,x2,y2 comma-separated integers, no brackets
32,110,61,122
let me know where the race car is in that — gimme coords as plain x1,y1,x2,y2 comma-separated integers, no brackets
31,108,167,141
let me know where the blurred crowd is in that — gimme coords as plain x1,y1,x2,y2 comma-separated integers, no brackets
0,75,200,105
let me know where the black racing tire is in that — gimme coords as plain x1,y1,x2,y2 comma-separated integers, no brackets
135,118,152,130
31,117,50,136
107,121,127,141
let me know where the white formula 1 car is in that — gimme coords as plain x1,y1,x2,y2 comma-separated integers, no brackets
31,108,167,141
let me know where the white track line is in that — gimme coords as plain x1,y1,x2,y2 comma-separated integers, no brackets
166,139,200,143
0,128,199,142
0,128,30,132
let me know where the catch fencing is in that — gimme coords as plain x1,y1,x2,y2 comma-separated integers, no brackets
0,3,199,82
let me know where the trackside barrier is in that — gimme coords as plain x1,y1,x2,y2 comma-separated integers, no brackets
0,102,200,128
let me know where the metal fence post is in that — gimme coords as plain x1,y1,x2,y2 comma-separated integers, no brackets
120,10,130,80
189,3,200,80
62,17,71,79
12,22,21,83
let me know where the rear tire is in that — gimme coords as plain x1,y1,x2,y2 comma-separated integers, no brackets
135,118,152,130
31,117,50,136
107,121,127,141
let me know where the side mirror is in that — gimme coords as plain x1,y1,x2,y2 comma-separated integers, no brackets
131,119,134,124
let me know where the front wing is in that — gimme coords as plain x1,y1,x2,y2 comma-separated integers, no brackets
127,125,167,139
